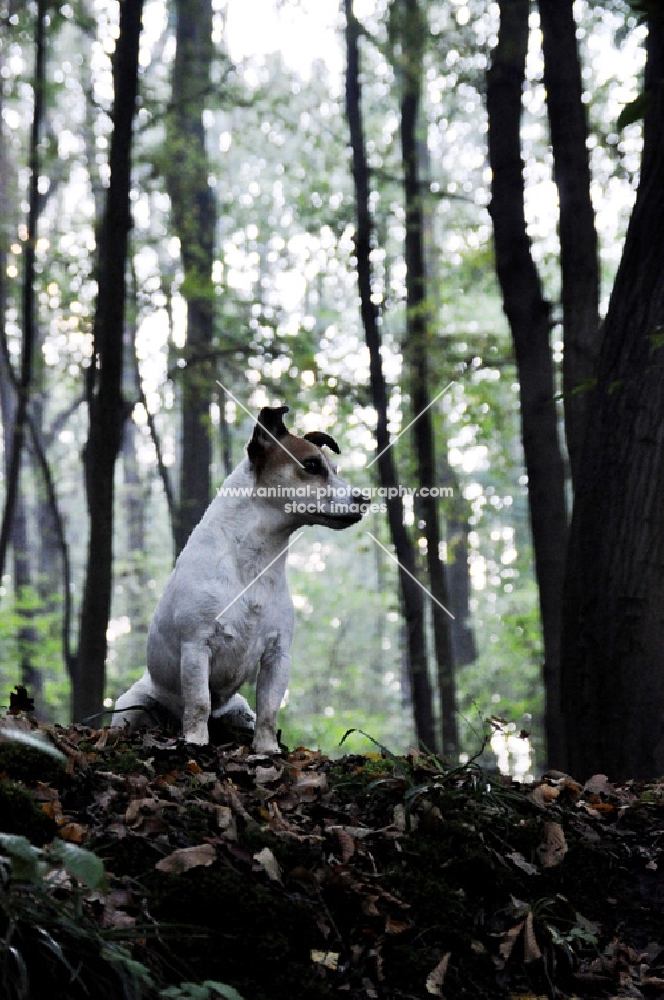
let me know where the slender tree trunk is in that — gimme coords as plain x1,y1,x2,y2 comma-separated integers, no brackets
167,0,216,553
75,0,144,722
399,0,457,757
561,11,664,781
0,0,45,585
487,0,568,768
344,0,436,750
538,0,600,486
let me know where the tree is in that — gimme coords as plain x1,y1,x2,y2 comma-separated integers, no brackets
0,0,46,587
394,0,458,756
344,0,436,750
166,0,216,554
74,0,144,723
561,6,664,781
538,0,600,487
486,0,568,767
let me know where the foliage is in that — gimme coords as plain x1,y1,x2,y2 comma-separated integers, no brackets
3,718,663,998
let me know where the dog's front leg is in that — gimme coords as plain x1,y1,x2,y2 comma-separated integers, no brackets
181,640,212,744
253,640,290,754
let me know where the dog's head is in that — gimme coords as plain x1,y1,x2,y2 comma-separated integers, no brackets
247,406,364,528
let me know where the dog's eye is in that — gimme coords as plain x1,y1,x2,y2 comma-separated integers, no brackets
303,457,325,475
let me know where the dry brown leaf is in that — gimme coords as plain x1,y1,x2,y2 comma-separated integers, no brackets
498,920,524,962
425,952,451,996
253,846,282,882
59,822,87,843
537,821,568,868
155,843,216,873
334,827,356,862
523,911,542,963
584,773,613,796
255,764,283,785
310,950,339,970
293,771,328,800
216,805,237,839
529,784,560,807
385,915,409,935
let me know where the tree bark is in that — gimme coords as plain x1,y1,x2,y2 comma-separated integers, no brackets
538,0,600,486
75,0,144,722
0,0,45,585
561,10,664,781
399,0,457,757
345,0,436,751
487,0,568,768
167,0,216,554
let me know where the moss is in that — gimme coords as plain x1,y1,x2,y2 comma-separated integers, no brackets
144,864,336,1000
0,778,58,845
0,741,66,785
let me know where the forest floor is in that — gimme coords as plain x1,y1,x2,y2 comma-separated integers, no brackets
1,700,664,1000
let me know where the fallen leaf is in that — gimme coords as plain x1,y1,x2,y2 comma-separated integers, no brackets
385,915,409,935
584,773,613,796
537,821,568,868
253,846,282,882
155,843,216,873
293,771,328,800
59,822,87,843
426,952,451,995
310,950,339,970
507,851,539,876
498,920,525,963
529,784,560,807
523,911,542,963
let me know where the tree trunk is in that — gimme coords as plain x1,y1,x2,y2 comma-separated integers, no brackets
399,0,457,758
167,0,216,553
487,0,568,768
561,11,664,781
538,0,600,486
0,0,45,584
75,0,144,723
344,0,436,750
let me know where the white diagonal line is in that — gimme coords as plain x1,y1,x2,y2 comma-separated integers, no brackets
366,381,456,470
215,532,305,621
216,379,304,468
367,531,455,620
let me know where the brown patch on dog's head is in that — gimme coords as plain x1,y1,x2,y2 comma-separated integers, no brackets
247,405,290,479
303,431,341,455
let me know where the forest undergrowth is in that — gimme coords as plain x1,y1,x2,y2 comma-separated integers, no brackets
1,687,663,1000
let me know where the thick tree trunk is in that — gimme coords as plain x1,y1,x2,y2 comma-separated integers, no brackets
561,12,664,781
75,0,144,722
538,0,600,486
167,0,216,554
399,0,457,757
345,0,436,750
487,0,568,768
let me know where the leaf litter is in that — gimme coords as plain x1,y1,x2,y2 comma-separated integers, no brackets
1,714,664,999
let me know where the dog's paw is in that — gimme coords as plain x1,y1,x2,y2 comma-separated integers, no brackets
252,727,281,755
183,725,210,745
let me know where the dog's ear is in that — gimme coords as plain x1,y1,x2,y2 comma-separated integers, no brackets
303,431,341,455
247,406,290,477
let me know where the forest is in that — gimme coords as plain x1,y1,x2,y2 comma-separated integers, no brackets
2,1,664,998
0,0,663,784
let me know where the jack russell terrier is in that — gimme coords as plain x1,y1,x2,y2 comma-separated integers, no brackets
113,405,364,752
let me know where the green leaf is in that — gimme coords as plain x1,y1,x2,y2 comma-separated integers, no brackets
0,832,46,881
616,91,652,130
159,983,245,1000
49,840,107,890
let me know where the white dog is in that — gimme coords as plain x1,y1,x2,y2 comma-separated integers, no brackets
113,406,363,752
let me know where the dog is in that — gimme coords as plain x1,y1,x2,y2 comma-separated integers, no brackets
113,405,364,752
